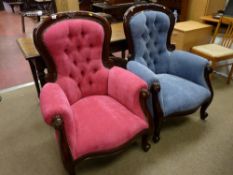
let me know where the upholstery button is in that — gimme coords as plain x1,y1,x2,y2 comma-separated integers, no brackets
143,52,147,58
86,57,90,63
69,73,73,78
93,67,98,73
68,33,72,38
149,52,153,58
89,80,93,85
81,70,85,76
73,60,77,65
89,44,93,48
77,83,81,87
81,31,85,37
64,48,68,54
142,32,147,39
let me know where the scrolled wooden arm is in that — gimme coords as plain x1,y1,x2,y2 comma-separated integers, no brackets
51,116,63,130
51,115,75,173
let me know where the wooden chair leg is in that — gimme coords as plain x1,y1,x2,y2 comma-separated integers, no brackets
141,133,151,152
227,64,233,84
200,101,210,120
21,15,25,33
210,61,216,79
152,117,162,143
10,4,15,13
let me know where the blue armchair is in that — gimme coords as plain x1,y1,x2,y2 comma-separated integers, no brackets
123,4,213,142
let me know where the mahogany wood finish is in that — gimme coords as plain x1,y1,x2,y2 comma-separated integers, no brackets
123,4,214,143
33,11,152,175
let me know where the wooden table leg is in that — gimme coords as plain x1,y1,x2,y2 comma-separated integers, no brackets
21,15,25,33
28,60,41,96
121,49,126,58
35,59,47,87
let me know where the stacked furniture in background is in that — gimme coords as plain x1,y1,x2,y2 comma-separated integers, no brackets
33,11,153,175
123,3,213,142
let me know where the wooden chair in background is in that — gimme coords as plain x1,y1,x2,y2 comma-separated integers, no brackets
191,16,233,84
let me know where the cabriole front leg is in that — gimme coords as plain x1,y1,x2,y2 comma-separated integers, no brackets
200,65,214,120
52,116,76,175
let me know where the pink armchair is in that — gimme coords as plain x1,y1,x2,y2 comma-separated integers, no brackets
33,11,153,175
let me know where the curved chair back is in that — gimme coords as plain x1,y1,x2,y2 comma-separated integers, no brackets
34,11,111,103
124,4,175,73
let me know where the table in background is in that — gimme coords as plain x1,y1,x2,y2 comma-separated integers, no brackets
17,22,126,96
171,20,213,51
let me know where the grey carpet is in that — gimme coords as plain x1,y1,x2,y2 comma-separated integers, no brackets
0,76,233,175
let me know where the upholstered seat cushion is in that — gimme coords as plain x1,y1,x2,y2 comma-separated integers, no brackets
70,95,148,159
157,74,211,116
192,44,233,61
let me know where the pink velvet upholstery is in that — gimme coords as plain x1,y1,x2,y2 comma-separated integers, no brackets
71,96,148,159
43,19,109,104
108,67,148,120
39,18,150,160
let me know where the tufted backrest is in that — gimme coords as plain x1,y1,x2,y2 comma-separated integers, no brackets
42,19,109,104
129,10,171,73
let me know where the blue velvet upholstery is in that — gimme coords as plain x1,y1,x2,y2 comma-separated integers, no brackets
127,10,211,117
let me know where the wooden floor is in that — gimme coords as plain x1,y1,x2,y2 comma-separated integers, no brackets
0,7,37,90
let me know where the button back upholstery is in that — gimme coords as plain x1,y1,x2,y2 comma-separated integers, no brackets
129,10,170,73
43,19,109,104
33,11,152,175
123,4,213,143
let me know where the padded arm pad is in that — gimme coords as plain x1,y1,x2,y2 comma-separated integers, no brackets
108,67,148,120
127,60,160,86
40,83,74,127
168,50,209,87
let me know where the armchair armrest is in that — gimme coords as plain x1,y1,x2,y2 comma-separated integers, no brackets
40,83,74,127
108,67,148,120
127,60,160,87
168,50,210,88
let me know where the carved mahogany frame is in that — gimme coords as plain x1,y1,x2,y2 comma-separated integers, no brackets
123,4,214,143
33,11,153,175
